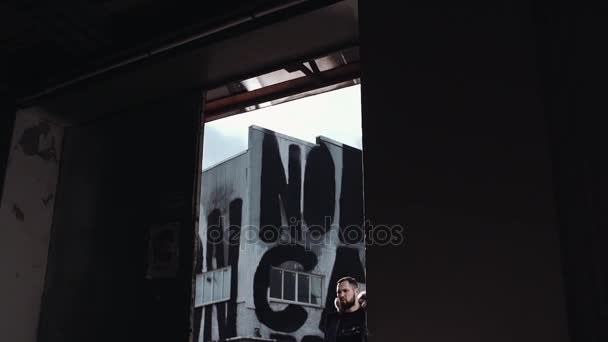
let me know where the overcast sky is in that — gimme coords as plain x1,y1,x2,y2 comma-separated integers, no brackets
202,85,362,170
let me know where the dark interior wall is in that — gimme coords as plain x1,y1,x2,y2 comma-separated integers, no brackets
0,97,15,202
38,91,202,342
360,1,569,341
532,1,608,340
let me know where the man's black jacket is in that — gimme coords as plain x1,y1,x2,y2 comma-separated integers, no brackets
323,308,367,342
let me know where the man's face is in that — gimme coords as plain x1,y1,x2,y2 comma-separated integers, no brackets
337,281,358,310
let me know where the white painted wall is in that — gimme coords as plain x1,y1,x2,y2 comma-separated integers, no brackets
0,108,63,342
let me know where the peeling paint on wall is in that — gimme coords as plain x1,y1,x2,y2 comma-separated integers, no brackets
18,121,57,162
0,108,64,342
12,203,25,221
42,193,54,207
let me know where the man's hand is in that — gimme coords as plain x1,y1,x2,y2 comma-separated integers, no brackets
358,291,367,309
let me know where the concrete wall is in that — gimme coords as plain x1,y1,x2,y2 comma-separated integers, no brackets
0,108,63,342
360,1,569,341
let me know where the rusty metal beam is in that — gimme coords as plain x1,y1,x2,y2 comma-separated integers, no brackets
204,61,360,121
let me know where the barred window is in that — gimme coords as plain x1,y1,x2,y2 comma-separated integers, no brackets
269,267,323,306
195,266,231,307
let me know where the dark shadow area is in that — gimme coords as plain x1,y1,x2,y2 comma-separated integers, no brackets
38,93,201,342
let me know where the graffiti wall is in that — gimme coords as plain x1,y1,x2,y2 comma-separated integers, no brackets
195,150,248,342
195,126,365,342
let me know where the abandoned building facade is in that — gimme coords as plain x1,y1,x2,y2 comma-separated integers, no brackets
195,126,366,342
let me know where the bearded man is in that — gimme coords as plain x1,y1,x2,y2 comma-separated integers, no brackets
324,277,367,342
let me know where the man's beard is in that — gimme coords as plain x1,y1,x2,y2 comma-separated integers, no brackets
340,297,356,310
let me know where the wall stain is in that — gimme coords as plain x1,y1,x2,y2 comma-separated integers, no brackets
18,122,57,162
12,203,25,221
42,193,54,206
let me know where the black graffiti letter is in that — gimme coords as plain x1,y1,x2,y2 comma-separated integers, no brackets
304,143,335,235
287,144,302,241
226,199,242,337
253,245,317,332
200,201,243,341
260,135,302,243
339,147,364,244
